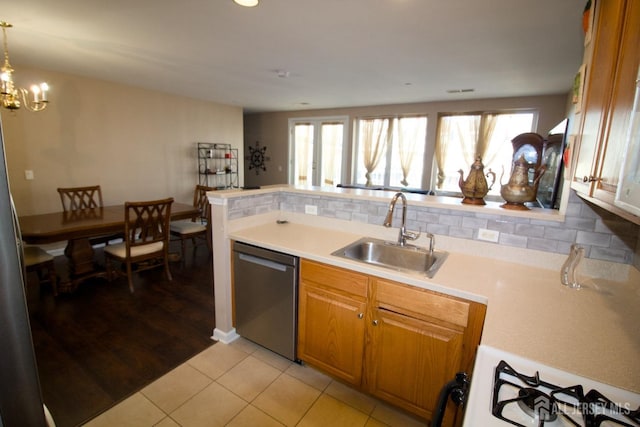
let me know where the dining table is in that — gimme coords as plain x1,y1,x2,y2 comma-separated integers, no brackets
18,202,200,293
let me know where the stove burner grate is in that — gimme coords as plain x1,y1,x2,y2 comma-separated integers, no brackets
492,360,640,427
516,388,558,422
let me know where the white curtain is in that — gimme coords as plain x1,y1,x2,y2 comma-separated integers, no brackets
397,117,420,187
434,117,451,189
477,113,499,168
457,115,481,168
435,115,480,188
435,114,487,189
361,118,390,186
295,124,313,185
321,123,342,186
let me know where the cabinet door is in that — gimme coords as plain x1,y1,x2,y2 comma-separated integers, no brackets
572,0,626,194
366,307,463,423
595,0,640,203
297,283,366,385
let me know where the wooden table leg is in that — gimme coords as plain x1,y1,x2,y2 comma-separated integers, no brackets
64,238,96,276
57,238,109,293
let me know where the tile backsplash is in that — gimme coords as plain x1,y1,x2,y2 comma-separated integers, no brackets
228,190,639,265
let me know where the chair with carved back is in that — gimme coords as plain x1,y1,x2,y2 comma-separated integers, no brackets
170,185,215,258
104,198,174,293
57,185,122,245
57,185,104,211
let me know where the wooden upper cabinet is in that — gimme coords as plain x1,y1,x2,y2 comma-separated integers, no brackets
596,0,640,202
572,0,626,193
572,0,640,224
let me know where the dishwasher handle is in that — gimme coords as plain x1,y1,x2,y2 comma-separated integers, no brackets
238,253,288,272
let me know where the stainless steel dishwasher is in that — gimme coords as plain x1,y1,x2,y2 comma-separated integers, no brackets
232,241,299,361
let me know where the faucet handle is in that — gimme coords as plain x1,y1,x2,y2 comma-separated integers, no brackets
425,232,435,255
403,227,421,241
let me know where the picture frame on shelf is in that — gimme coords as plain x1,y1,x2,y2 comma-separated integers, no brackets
572,64,586,114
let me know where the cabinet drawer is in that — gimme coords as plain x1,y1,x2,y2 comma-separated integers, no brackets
301,259,368,298
374,279,470,328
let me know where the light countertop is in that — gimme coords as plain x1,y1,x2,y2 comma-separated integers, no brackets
228,215,640,394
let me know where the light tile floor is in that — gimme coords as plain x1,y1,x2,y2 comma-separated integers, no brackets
84,338,427,427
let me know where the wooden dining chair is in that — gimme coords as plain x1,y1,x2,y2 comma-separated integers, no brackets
170,185,215,258
104,198,174,292
57,185,122,245
23,246,58,296
57,185,104,211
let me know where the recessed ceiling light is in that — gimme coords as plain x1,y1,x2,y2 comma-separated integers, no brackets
233,0,259,6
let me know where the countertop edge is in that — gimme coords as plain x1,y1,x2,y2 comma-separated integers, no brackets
227,216,640,393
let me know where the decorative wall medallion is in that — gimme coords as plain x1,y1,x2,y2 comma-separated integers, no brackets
246,140,270,175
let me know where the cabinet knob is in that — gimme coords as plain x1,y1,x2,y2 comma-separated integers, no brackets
582,175,603,183
357,313,364,319
372,320,379,326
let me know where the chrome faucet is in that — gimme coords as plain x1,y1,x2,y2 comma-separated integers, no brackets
383,192,420,246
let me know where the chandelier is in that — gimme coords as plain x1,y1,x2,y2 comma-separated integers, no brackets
1,22,49,112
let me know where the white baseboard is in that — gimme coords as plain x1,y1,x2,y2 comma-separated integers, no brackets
212,328,240,344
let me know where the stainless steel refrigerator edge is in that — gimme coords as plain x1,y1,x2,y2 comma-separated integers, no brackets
0,116,49,426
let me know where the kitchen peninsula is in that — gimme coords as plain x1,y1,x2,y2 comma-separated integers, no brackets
208,185,640,398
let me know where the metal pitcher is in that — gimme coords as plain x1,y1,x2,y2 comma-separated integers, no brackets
499,155,546,210
458,156,496,205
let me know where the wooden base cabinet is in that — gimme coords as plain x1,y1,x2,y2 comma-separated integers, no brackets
366,307,463,420
298,260,487,426
297,259,368,385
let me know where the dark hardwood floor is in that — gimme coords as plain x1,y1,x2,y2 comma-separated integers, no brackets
26,241,215,427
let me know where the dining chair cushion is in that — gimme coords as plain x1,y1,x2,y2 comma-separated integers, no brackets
170,221,206,235
169,185,215,260
23,246,58,296
24,246,55,265
103,197,173,293
104,241,164,258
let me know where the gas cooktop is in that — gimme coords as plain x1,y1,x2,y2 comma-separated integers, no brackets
464,346,640,427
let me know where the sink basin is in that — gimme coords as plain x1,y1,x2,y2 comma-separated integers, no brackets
331,237,448,278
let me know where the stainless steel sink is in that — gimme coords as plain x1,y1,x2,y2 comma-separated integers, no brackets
331,237,448,278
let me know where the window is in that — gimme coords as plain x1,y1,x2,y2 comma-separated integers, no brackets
434,111,536,195
289,117,348,187
353,116,427,189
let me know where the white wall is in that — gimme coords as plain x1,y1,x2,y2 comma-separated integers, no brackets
242,94,569,188
1,66,244,216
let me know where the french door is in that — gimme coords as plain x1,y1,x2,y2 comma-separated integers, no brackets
289,117,348,187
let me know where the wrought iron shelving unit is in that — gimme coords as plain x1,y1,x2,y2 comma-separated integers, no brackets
197,142,238,189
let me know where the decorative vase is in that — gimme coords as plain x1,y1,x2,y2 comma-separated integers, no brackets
458,156,496,205
499,155,546,210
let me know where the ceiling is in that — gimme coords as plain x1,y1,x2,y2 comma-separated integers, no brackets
2,0,585,113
